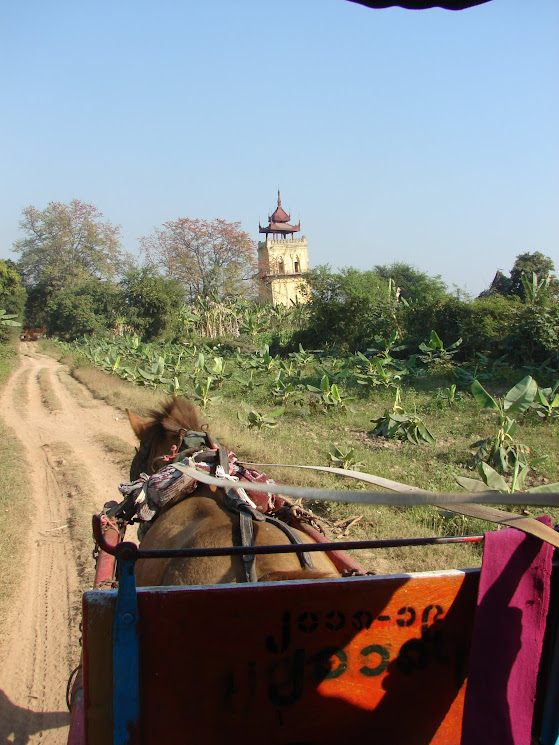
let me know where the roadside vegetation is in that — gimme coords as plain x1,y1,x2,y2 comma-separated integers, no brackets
0,330,31,624
2,197,558,574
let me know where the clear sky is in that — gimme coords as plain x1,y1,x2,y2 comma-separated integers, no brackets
1,0,557,297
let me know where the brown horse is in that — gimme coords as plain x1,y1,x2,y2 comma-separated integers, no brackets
127,397,340,586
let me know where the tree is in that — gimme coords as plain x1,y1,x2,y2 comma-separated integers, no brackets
13,200,124,295
300,266,399,353
140,217,256,301
46,280,123,340
0,259,26,317
121,266,185,341
482,252,557,301
509,252,557,300
373,262,447,304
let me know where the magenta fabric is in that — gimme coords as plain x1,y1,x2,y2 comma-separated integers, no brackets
461,518,553,745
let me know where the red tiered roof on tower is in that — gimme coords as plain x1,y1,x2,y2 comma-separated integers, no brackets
259,190,301,238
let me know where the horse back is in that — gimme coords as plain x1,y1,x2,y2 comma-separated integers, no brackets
135,486,339,586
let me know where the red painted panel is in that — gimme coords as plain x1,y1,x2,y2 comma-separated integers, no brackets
83,570,479,745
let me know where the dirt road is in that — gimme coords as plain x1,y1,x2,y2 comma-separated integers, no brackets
0,346,137,744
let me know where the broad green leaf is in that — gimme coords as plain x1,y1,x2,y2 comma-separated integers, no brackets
529,455,549,468
512,464,530,492
471,380,499,410
479,462,510,492
504,376,537,414
526,483,559,493
429,330,443,349
153,356,166,376
416,421,436,445
455,475,495,492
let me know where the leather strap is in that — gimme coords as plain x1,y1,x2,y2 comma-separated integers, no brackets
238,507,257,583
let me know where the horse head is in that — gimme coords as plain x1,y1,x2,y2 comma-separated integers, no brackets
127,397,203,479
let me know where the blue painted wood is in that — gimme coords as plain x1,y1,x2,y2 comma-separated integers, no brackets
113,544,140,745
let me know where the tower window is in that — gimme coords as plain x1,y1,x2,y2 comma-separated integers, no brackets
294,260,300,273
278,258,285,274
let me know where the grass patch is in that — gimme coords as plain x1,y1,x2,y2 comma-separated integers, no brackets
12,367,30,415
57,369,96,407
44,441,98,591
0,341,32,626
72,365,166,415
94,433,136,473
37,367,62,411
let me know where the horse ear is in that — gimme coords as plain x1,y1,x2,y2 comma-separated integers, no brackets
127,408,152,440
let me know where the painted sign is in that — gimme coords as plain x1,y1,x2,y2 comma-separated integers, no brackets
84,569,479,745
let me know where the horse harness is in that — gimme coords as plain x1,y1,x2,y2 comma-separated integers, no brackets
113,428,314,582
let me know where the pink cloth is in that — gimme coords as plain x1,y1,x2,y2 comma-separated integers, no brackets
461,518,553,745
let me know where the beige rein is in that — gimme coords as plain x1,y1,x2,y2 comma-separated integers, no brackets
171,461,559,549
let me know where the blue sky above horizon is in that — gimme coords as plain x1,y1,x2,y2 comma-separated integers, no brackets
1,0,557,297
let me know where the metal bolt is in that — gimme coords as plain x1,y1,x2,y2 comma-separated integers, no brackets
122,612,134,624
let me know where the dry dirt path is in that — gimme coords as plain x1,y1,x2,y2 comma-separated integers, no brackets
0,345,137,744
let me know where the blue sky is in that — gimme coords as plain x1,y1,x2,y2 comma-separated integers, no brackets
1,0,557,296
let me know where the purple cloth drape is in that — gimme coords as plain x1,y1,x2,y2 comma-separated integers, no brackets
461,518,553,745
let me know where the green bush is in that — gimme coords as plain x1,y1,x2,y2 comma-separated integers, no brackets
456,295,520,358
301,266,399,353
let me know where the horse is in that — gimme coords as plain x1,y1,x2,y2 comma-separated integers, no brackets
126,397,340,586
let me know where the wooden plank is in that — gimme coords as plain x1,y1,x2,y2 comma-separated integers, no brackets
83,569,479,745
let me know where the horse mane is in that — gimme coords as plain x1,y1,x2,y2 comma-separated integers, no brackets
147,396,203,436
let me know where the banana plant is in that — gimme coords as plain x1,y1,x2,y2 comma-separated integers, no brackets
0,309,21,327
456,461,559,496
238,403,285,430
307,375,355,412
101,354,122,374
328,444,364,471
313,360,349,386
366,330,406,360
370,388,435,445
205,356,231,388
531,381,559,420
235,369,259,393
192,377,223,409
418,331,462,365
271,369,301,404
290,344,315,366
240,308,268,338
470,375,538,472
250,344,278,372
355,356,404,390
437,384,458,406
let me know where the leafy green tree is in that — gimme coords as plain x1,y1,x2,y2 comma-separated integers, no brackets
12,200,126,324
373,262,447,304
483,252,557,301
454,294,520,358
46,280,123,340
121,266,185,341
300,266,399,353
140,217,256,301
510,252,557,300
0,259,26,318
